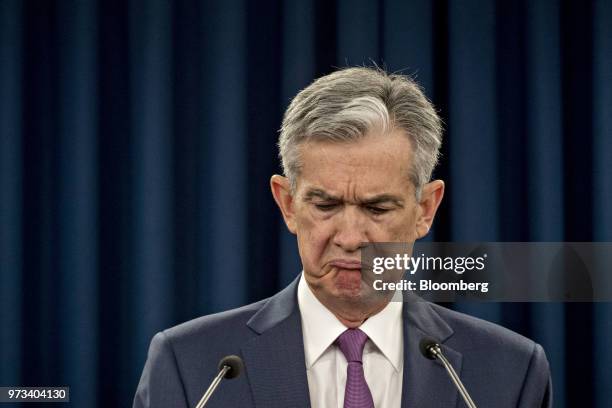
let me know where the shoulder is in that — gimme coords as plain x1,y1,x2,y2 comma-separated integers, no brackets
429,303,536,354
162,298,268,350
134,299,270,408
165,298,267,336
427,303,552,407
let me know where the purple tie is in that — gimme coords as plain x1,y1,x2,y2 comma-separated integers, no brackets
336,329,375,408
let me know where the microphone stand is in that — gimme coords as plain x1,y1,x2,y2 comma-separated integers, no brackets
195,365,230,408
427,343,478,408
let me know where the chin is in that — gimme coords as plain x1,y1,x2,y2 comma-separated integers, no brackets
333,269,363,293
333,286,363,301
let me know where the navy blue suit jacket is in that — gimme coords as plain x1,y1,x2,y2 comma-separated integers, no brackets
134,276,552,407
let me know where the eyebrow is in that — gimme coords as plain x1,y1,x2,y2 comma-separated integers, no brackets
303,189,339,201
303,189,404,207
361,194,405,207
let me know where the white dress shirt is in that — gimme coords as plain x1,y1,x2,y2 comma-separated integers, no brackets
297,273,403,408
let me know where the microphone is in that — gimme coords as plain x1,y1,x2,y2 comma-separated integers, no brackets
195,355,244,408
419,339,478,408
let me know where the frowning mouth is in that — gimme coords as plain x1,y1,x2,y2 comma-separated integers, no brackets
329,259,362,270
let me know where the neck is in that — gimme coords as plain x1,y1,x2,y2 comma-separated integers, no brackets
326,298,389,329
304,277,393,329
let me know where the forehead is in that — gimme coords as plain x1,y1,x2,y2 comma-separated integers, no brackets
297,130,415,196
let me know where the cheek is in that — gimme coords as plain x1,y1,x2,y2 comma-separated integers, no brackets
296,212,333,266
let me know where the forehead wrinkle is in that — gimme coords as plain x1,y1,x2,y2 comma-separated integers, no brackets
297,132,417,203
302,186,404,208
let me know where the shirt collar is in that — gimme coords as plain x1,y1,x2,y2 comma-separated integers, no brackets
298,273,347,369
359,293,403,372
297,273,403,372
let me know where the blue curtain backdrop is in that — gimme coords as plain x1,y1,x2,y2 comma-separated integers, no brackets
1,0,611,407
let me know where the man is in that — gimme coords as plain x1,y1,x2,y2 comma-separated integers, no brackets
134,67,552,407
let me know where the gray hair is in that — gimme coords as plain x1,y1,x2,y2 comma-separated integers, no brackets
278,67,443,198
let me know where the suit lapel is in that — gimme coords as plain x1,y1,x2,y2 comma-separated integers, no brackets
240,278,464,408
401,299,462,408
242,278,311,408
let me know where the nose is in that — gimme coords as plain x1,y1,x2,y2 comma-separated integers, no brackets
332,206,368,252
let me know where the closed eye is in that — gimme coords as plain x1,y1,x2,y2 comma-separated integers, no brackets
365,206,390,215
314,203,339,212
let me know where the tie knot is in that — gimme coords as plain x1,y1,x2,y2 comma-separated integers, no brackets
336,329,368,363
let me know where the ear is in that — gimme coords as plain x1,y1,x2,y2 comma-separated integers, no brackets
415,180,445,239
270,175,297,234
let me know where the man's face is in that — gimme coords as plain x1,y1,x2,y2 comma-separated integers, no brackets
271,130,443,325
